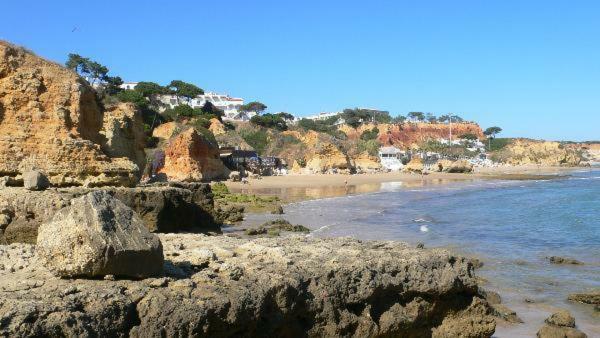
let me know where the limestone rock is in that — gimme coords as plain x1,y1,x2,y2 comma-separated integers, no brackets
158,128,229,181
22,170,49,191
208,117,227,135
151,121,180,140
537,310,587,338
404,157,425,173
0,182,219,244
351,152,382,172
568,290,600,305
376,122,484,148
0,41,144,187
36,191,164,278
0,234,496,337
549,256,583,265
545,310,575,327
494,139,584,166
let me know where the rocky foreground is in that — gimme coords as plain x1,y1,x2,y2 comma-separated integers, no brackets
0,233,495,337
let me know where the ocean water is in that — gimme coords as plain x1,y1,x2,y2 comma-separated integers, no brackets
241,169,600,337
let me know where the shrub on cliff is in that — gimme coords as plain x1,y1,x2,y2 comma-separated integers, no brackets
239,129,269,154
360,127,380,141
250,113,288,131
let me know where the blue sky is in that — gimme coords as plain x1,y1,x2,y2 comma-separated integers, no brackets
2,0,599,141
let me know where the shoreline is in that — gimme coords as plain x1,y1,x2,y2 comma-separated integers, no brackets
225,165,586,203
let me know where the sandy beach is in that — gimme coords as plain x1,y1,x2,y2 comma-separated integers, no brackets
225,165,582,202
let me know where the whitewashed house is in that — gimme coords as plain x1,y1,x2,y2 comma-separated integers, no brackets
378,146,404,171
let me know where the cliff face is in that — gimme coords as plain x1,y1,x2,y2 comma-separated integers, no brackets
492,139,583,166
282,130,352,173
377,122,485,148
0,41,144,187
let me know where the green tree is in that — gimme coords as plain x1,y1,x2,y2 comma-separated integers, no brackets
341,108,371,128
250,113,288,131
460,133,478,141
103,76,123,95
200,101,224,120
426,113,437,123
391,115,407,124
162,104,199,120
239,101,267,114
276,112,295,121
408,112,425,121
66,54,89,74
484,126,503,149
360,127,380,141
135,82,169,97
168,80,204,103
116,90,148,108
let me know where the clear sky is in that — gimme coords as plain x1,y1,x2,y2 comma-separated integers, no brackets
2,1,599,141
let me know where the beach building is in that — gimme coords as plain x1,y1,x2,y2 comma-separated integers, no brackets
378,146,404,171
302,111,345,125
119,82,138,90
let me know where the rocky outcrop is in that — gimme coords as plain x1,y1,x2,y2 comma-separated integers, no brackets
22,170,49,191
158,128,229,181
0,235,495,337
537,310,587,338
208,117,227,136
435,159,474,173
36,191,164,278
568,290,600,306
404,157,425,173
0,183,219,244
151,121,180,140
0,40,145,187
351,152,382,172
493,139,584,166
100,102,147,172
284,130,352,174
548,256,584,265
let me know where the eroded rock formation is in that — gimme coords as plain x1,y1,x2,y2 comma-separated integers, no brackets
0,182,219,244
493,139,584,166
0,41,145,187
158,128,229,181
0,235,495,337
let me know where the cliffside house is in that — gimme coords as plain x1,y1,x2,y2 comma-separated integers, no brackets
117,82,252,122
302,111,345,125
378,146,404,171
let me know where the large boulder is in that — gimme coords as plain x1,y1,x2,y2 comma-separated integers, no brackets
36,191,164,278
0,41,145,187
22,170,50,191
536,310,587,338
158,128,229,181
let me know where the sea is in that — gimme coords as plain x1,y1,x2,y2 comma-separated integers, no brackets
239,168,600,337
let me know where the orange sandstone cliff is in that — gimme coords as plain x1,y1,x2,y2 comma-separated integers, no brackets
0,41,145,186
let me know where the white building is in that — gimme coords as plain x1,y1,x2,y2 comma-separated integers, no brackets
119,82,138,90
378,146,404,171
302,111,345,125
157,92,247,120
117,82,252,121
